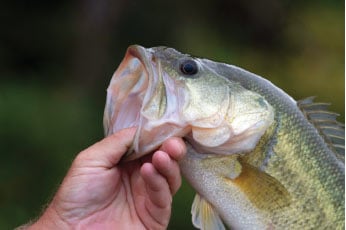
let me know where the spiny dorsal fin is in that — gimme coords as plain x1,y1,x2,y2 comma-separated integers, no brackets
191,193,226,230
298,97,345,161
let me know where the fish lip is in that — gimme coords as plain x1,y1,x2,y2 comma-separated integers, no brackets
127,45,152,70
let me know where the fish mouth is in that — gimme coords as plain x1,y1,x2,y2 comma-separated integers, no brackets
104,45,150,136
104,45,189,161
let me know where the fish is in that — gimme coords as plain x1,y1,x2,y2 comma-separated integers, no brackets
103,45,345,229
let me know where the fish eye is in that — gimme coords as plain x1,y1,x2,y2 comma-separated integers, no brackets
180,59,198,76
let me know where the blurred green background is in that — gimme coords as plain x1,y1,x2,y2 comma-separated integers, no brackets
0,0,344,229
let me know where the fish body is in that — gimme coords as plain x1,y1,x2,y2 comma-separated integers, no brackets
104,45,345,229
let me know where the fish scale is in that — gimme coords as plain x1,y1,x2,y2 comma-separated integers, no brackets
241,82,344,228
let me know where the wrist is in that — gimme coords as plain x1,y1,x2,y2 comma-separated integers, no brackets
28,206,71,230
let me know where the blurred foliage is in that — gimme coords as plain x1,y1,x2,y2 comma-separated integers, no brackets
0,0,344,229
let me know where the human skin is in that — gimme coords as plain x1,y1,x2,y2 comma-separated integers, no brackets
26,127,186,230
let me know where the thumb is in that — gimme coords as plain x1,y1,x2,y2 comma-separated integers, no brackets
75,127,137,168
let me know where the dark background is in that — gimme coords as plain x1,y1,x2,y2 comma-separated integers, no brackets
0,0,344,229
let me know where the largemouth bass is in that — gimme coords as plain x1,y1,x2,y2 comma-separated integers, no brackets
103,45,345,229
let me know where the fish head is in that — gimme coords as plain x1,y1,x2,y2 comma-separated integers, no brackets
104,45,274,160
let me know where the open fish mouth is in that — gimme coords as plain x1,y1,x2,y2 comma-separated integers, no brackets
103,45,190,160
104,45,149,136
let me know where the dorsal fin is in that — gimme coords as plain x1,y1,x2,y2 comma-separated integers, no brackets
298,97,345,161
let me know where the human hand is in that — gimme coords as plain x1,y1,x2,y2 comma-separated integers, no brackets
28,127,186,230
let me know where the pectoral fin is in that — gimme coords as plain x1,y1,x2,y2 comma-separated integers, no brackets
191,193,226,230
231,162,290,211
